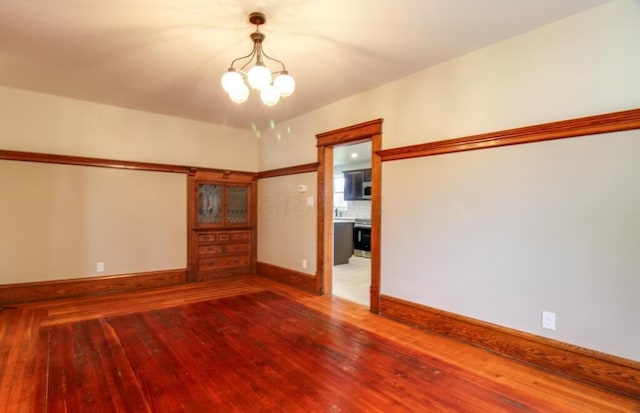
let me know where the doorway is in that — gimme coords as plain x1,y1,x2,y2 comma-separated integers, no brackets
315,119,382,313
332,141,372,306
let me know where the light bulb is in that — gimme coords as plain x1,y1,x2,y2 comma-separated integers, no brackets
260,84,281,106
228,83,249,103
274,72,295,97
221,69,243,94
248,63,272,90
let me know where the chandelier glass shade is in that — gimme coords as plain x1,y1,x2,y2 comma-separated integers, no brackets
221,12,295,106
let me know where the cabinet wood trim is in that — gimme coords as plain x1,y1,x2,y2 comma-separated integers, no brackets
380,294,640,399
0,269,187,305
188,170,257,282
377,108,640,162
257,162,319,179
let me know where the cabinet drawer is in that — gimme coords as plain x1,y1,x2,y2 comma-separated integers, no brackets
230,232,251,241
225,243,250,253
198,245,224,256
199,255,249,271
198,233,216,243
217,231,251,242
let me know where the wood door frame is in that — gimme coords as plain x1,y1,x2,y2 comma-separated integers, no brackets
315,119,383,313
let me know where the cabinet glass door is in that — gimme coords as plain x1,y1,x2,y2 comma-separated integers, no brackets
226,185,249,225
198,184,223,225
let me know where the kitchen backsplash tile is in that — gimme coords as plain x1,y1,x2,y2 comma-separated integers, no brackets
340,200,371,219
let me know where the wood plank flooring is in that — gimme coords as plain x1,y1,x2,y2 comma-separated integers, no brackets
1,276,638,412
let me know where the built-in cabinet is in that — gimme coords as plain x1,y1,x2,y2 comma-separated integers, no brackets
343,168,371,201
188,170,257,281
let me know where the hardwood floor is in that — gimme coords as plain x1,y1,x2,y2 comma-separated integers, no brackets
1,276,638,412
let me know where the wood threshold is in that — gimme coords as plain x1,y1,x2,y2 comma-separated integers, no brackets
378,108,640,162
257,162,319,179
0,269,187,305
380,294,640,399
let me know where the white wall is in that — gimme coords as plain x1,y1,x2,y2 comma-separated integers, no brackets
258,0,640,360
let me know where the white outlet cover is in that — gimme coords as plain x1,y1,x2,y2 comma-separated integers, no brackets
542,311,556,330
306,196,314,206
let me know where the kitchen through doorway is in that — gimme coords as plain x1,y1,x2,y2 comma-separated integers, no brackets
332,141,372,306
316,118,382,313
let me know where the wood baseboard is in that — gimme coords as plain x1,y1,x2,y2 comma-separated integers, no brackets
0,269,187,305
380,294,640,399
256,261,317,294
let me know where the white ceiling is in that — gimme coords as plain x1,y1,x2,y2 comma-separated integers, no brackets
334,141,371,168
0,0,612,131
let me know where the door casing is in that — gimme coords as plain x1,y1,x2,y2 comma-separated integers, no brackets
315,119,382,313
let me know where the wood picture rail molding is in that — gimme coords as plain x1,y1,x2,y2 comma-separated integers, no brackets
257,162,319,179
378,108,640,162
0,149,257,177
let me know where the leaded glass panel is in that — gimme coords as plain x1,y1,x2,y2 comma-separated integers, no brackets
198,184,223,224
226,185,249,224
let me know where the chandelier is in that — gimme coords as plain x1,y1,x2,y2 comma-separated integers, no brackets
221,12,295,106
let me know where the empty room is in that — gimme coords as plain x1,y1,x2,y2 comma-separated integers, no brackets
1,1,639,411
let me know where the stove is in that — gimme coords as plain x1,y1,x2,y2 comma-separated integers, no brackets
353,219,372,257
354,218,371,228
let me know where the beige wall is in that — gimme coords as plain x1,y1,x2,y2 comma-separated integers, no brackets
383,131,640,360
257,173,317,272
257,0,640,360
0,160,186,283
0,87,257,284
0,86,258,170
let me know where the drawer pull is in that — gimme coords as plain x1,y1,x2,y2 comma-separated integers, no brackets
198,234,216,242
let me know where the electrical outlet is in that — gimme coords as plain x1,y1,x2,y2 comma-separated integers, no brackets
542,311,556,330
301,259,308,269
96,261,105,273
